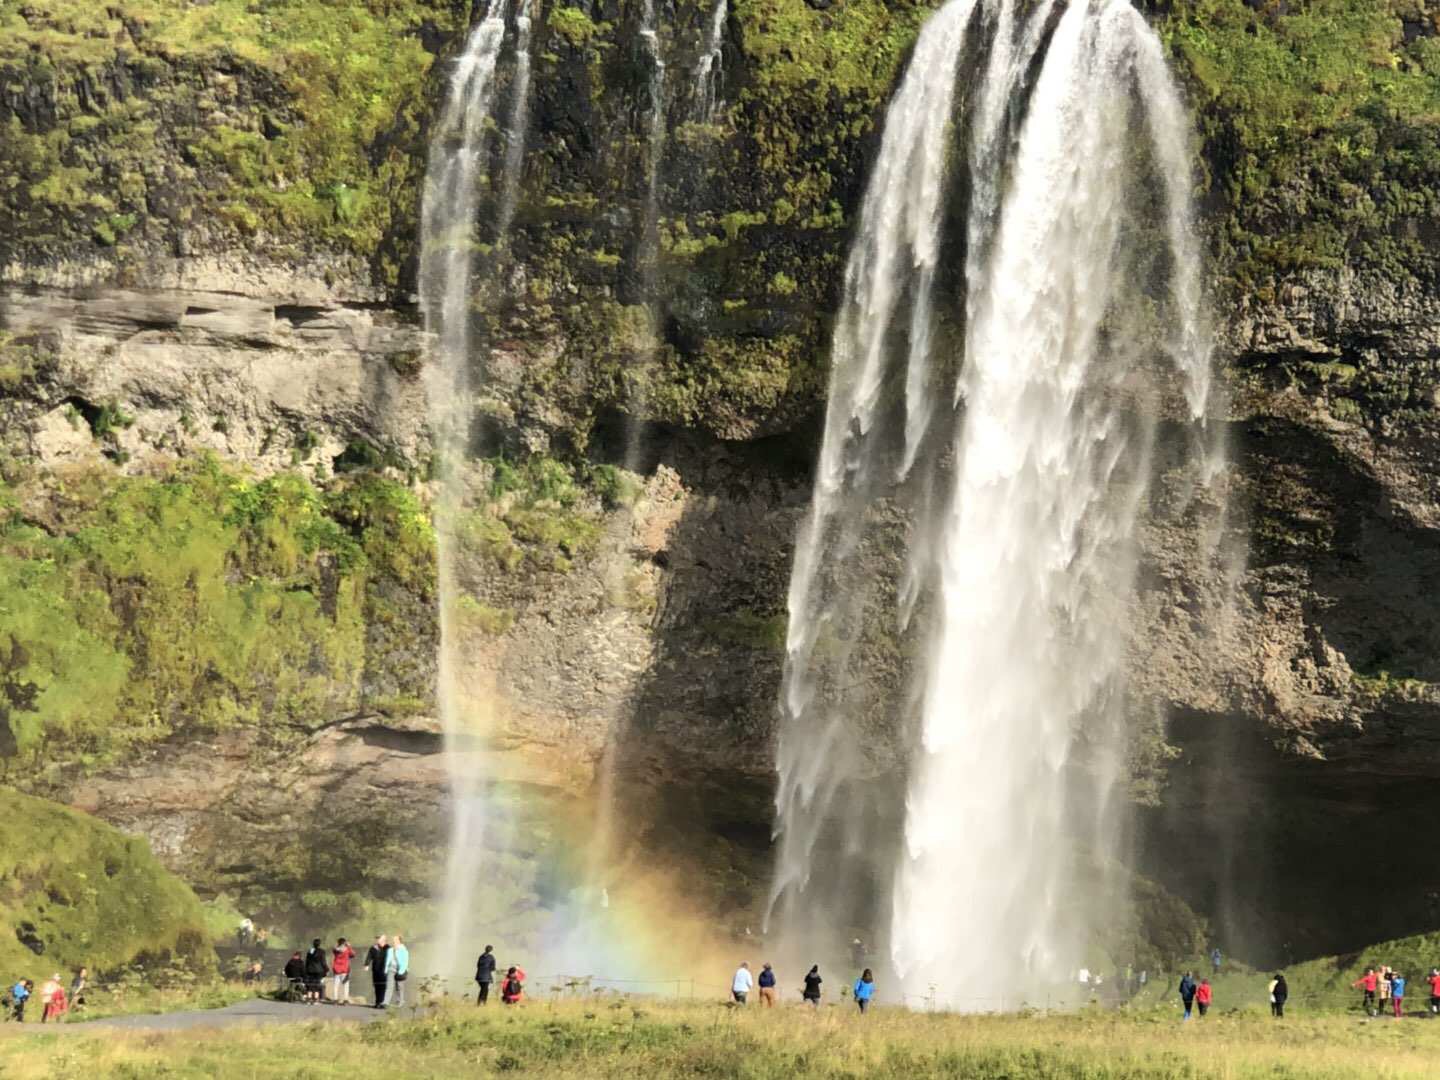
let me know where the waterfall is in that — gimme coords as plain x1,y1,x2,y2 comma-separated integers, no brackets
418,0,534,976
692,0,727,122
770,0,1218,1006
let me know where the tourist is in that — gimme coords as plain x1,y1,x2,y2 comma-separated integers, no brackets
1177,971,1197,1020
1352,968,1378,1014
1210,947,1222,976
501,966,525,1005
68,967,87,1014
366,935,390,1008
732,961,753,1004
850,939,866,967
758,962,777,1006
1427,968,1440,1015
388,933,410,1007
803,965,822,1006
476,945,497,1005
40,974,68,1023
255,926,270,947
1196,977,1212,1017
10,979,31,1022
1269,973,1288,1018
853,968,875,1014
237,916,254,947
243,960,264,985
284,950,306,1000
1379,965,1393,1012
330,937,355,1005
1390,971,1406,1018
302,939,328,1005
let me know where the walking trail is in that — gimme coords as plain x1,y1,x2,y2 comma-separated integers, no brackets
13,999,422,1034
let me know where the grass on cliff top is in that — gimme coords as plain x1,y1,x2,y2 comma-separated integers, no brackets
7,998,1440,1078
0,788,212,978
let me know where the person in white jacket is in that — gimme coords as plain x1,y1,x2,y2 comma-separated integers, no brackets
731,962,753,1004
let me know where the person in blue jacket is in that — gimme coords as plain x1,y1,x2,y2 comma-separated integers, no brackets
757,962,777,1007
1178,971,1197,1020
853,968,875,1014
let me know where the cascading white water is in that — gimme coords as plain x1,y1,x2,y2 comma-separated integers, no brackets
419,0,535,976
771,0,1218,1006
692,0,727,122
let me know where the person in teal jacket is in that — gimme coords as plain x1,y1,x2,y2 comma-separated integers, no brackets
853,968,875,1014
1390,972,1407,1018
387,933,410,1007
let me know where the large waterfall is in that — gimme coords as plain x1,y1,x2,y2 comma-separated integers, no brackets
419,0,535,975
770,0,1217,1006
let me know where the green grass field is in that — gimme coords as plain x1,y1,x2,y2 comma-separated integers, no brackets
5,996,1440,1079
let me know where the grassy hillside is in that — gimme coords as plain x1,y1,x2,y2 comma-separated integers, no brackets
0,788,212,976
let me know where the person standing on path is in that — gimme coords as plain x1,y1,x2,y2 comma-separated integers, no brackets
803,965,822,1007
1195,978,1212,1017
476,945,497,1005
366,934,390,1008
388,934,410,1007
331,938,356,1005
68,968,87,1014
1352,968,1378,1015
1210,948,1222,976
1178,971,1197,1020
500,966,525,1005
1426,968,1440,1015
758,963,777,1006
731,961,753,1004
853,969,875,1014
1390,972,1406,1018
303,939,329,1005
1379,966,1393,1013
1269,973,1288,1018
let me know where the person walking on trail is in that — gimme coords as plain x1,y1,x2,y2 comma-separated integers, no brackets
476,945,497,1005
1210,947,1222,976
803,965,823,1006
388,934,410,1007
366,934,390,1008
1426,968,1440,1016
68,968,87,1014
1177,971,1197,1020
238,917,254,947
10,979,31,1022
1390,972,1406,1018
303,939,329,1005
500,966,525,1005
40,974,68,1023
330,938,356,1005
284,950,306,999
732,961,753,1004
853,969,876,1014
1269,973,1288,1018
1353,968,1378,1015
758,963,777,1006
1195,978,1212,1017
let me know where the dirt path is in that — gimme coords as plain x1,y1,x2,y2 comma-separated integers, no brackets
18,999,423,1034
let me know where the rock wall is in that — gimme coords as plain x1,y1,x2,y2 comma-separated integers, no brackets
3,0,1440,959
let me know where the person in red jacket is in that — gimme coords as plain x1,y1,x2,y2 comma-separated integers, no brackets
500,966,526,1005
1195,978,1213,1017
1427,968,1440,1015
1352,968,1378,1015
331,937,357,1005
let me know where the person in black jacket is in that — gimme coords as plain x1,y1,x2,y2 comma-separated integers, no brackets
1270,973,1289,1018
366,935,390,1008
803,965,822,1006
283,951,306,1002
476,944,497,1005
303,938,329,1005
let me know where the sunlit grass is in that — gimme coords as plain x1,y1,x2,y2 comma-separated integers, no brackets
5,997,1440,1078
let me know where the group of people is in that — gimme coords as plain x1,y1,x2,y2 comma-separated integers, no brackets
4,968,86,1023
1350,966,1440,1018
730,962,875,1012
280,934,409,1008
473,944,526,1005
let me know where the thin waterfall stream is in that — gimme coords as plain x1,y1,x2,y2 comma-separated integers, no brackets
770,0,1223,1007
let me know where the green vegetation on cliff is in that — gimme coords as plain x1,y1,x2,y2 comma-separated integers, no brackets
0,787,211,975
0,457,435,770
1161,0,1440,284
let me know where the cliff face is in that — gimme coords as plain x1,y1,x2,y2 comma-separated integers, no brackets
4,0,1440,959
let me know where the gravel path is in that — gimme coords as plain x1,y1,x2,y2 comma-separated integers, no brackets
34,999,423,1033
